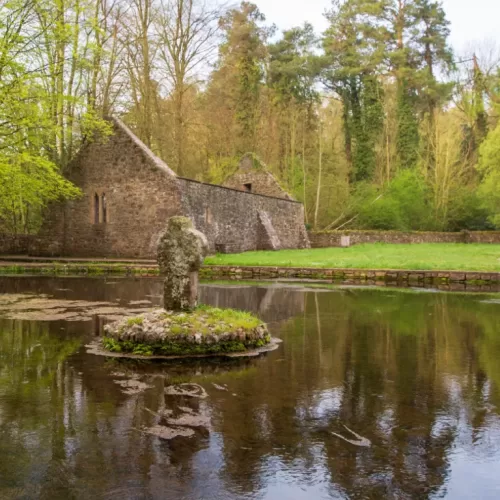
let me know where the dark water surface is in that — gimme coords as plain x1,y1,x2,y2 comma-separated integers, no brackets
1,277,500,500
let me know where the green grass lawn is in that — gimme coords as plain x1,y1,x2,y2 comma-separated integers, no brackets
204,243,500,272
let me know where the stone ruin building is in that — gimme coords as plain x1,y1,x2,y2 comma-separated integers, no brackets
32,118,309,259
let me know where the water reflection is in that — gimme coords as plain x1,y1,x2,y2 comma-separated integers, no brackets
0,277,499,499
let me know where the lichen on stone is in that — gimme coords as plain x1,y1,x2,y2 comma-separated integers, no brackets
101,305,271,357
157,216,209,311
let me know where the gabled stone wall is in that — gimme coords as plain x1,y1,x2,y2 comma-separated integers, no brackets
30,120,309,258
32,119,182,258
179,178,309,254
223,154,293,200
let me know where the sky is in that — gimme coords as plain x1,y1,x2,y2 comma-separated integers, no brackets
251,0,500,54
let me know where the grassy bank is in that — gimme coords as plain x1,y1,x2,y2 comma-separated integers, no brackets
204,243,500,272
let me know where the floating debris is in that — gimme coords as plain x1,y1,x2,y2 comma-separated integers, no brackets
212,383,228,391
331,425,371,448
144,407,173,418
166,413,210,428
164,383,208,399
0,293,151,322
113,379,153,395
144,425,195,440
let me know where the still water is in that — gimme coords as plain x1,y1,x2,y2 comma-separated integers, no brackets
1,277,500,500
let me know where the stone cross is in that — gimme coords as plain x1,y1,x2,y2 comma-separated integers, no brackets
157,216,209,311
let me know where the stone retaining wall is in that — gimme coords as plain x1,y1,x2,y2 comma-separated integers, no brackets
200,265,500,292
1,261,499,291
308,230,500,248
0,234,33,255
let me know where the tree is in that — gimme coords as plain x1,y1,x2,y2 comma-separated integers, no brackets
155,0,221,175
268,23,319,185
214,2,269,153
477,122,500,227
0,0,80,232
322,0,387,182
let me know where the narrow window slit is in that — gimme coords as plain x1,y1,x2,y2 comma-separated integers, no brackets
102,193,107,223
94,193,100,224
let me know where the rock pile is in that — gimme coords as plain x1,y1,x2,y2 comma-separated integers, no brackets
102,307,271,356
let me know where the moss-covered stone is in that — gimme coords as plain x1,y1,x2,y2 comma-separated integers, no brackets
157,216,209,311
102,306,271,357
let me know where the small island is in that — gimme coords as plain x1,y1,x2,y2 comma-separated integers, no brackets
94,216,276,359
102,306,271,356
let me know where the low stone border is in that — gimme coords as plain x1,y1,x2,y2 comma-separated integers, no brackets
308,230,500,248
0,263,159,276
200,266,500,291
2,262,500,291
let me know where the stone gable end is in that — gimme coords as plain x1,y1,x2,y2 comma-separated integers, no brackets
31,121,309,258
32,119,183,258
223,154,293,200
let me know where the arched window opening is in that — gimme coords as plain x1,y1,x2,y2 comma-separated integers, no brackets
101,193,107,223
94,193,100,224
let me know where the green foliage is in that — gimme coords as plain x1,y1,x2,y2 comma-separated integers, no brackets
477,123,500,227
190,304,262,330
268,23,319,106
217,2,269,152
357,171,432,230
102,335,271,357
126,317,144,327
446,187,494,231
396,82,420,169
0,154,81,233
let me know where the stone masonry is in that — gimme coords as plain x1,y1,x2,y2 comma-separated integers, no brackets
31,118,309,258
223,153,293,200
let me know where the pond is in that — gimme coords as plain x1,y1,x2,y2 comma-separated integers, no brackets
1,277,500,499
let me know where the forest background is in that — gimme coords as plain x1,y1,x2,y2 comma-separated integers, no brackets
2,0,500,235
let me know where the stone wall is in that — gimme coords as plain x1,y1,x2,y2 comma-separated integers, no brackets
32,119,183,258
223,154,292,200
0,234,33,255
179,178,309,254
308,230,500,248
200,265,500,291
30,119,309,259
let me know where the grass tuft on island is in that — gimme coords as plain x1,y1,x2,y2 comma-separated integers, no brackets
102,305,270,357
204,243,500,272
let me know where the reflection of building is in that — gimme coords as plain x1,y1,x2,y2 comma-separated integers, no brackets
32,118,308,258
2,282,500,498
0,278,307,326
200,284,306,324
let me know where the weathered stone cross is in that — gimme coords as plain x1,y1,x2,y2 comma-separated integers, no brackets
157,216,209,311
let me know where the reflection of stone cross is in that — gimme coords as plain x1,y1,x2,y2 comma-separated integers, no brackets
157,216,209,311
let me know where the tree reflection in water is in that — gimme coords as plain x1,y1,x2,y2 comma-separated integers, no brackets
0,278,499,499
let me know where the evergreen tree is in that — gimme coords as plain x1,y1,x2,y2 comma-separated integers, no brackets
396,80,420,169
322,0,387,181
216,2,269,153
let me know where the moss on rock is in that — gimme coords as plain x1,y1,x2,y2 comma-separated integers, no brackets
102,306,270,357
